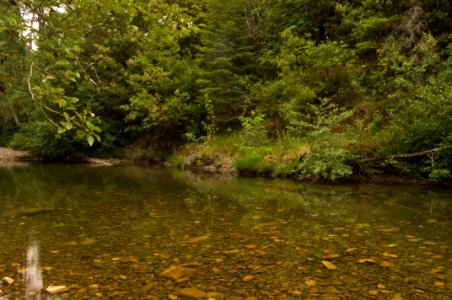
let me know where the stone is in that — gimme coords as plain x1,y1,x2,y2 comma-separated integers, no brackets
159,266,197,281
186,235,210,243
321,261,337,270
305,279,316,287
1,277,13,285
379,261,395,268
177,287,207,299
175,277,190,284
358,258,376,264
45,285,68,294
225,297,244,300
206,292,225,300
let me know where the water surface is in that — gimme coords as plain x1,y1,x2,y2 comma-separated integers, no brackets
0,164,450,299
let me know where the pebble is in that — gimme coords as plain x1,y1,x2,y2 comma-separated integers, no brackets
1,278,13,285
177,287,207,299
45,285,68,294
160,266,197,281
206,292,225,300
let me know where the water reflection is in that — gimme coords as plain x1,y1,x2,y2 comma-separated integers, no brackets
0,165,450,299
25,242,42,300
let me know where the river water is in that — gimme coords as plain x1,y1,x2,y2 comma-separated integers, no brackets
0,164,450,299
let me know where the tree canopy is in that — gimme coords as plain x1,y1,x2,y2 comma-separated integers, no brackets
1,0,451,180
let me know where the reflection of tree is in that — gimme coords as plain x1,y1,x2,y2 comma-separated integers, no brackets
424,198,448,219
386,193,449,221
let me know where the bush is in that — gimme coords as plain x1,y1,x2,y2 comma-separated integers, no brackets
8,121,87,160
297,147,354,181
236,113,268,148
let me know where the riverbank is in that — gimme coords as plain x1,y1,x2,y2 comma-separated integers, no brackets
0,140,448,187
131,135,447,187
0,147,34,162
161,151,436,187
0,147,126,166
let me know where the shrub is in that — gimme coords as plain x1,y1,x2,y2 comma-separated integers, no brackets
8,121,87,160
236,113,268,148
297,147,354,181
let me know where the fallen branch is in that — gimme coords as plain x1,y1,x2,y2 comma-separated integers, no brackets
355,147,450,164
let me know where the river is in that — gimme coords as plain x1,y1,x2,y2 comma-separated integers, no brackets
0,164,450,299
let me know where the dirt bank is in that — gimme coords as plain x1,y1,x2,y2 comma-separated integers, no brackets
0,147,34,162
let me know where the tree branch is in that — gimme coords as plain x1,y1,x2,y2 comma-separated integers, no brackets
356,147,451,164
27,61,59,127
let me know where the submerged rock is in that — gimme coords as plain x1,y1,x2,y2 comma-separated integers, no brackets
159,266,197,281
45,285,68,294
177,287,207,299
206,292,225,300
1,277,13,285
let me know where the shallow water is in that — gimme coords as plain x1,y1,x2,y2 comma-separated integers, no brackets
0,164,450,299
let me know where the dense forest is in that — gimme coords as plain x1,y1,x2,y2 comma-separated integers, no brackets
1,0,451,182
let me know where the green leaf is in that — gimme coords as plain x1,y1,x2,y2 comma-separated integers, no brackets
65,122,73,130
55,98,67,108
87,135,95,146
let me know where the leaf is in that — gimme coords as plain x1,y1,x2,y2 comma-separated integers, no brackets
65,122,73,130
87,135,94,146
57,127,66,134
55,98,67,107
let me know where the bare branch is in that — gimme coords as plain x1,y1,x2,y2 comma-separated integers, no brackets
356,147,451,164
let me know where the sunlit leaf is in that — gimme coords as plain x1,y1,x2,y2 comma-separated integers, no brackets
55,99,67,108
87,135,94,146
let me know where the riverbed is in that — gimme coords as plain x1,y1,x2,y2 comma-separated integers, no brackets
0,164,450,299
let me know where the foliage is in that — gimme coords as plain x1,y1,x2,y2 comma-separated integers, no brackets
0,0,450,182
298,147,354,181
236,113,268,148
8,120,88,160
234,152,274,175
167,154,186,169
